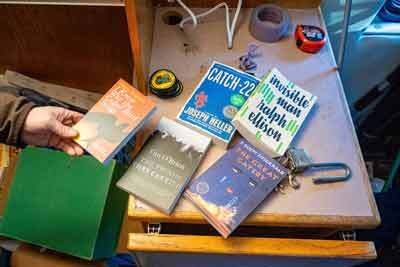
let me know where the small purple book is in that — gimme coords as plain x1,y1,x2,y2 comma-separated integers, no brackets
185,139,288,238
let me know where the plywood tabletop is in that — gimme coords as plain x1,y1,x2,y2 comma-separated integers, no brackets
128,7,380,229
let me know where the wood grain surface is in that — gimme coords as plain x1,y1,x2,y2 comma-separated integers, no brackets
126,0,155,94
128,197,379,229
128,233,376,259
11,244,105,267
0,4,133,93
0,146,18,216
125,0,149,94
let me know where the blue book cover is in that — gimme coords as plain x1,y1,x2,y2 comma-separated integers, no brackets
185,139,288,238
177,61,260,147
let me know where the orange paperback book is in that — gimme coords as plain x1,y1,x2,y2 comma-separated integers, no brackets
73,79,156,164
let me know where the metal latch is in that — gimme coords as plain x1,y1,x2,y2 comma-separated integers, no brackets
280,148,352,189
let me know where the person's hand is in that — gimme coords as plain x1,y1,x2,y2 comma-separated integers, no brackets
21,106,84,156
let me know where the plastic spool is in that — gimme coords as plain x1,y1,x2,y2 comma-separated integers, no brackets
250,4,291,43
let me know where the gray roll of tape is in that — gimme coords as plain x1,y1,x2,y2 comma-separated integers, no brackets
250,4,291,43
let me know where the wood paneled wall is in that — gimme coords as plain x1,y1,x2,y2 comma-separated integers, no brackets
0,4,133,94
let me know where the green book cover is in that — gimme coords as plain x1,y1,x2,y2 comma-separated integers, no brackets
232,68,317,157
0,147,128,260
117,117,211,214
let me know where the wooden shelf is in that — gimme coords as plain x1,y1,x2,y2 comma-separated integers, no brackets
129,233,376,259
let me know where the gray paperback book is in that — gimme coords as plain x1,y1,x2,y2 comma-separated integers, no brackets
117,117,212,214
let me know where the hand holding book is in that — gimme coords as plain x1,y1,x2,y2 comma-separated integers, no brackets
73,79,156,164
22,106,84,156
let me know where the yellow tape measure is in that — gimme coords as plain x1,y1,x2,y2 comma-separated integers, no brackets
150,70,177,90
149,69,183,99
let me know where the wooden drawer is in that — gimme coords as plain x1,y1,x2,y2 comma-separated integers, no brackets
128,233,376,267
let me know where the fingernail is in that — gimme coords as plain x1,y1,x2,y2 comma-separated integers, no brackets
69,128,79,137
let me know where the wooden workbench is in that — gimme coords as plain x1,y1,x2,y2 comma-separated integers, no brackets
126,5,380,267
128,7,379,230
0,1,381,266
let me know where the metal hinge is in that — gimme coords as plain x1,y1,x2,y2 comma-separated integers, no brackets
340,231,356,241
147,223,162,235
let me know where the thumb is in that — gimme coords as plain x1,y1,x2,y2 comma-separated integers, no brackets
50,120,79,138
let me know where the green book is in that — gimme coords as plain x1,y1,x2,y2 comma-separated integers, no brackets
232,68,317,157
0,147,128,260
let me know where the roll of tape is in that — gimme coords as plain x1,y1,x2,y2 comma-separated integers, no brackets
149,69,183,99
250,4,291,43
150,69,177,91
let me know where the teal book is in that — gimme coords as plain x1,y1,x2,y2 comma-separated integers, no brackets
0,147,128,260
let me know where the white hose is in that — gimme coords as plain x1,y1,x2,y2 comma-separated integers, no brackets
177,0,243,49
179,2,229,28
176,0,198,28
